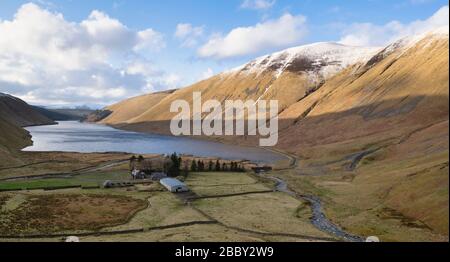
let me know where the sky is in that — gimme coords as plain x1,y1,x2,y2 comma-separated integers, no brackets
0,0,448,108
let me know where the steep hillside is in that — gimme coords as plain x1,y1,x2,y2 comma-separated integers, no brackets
0,93,55,167
0,93,55,127
0,113,32,165
87,89,175,124
0,114,32,154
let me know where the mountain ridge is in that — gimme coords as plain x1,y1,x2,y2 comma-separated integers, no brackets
225,41,380,80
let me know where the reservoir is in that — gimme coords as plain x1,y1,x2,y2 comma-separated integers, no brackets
23,121,286,164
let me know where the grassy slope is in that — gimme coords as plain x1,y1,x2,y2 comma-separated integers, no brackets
0,93,53,167
99,90,175,125
0,94,55,127
0,115,32,167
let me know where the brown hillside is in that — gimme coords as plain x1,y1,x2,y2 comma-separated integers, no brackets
0,93,54,167
0,93,55,127
0,114,32,167
98,89,175,124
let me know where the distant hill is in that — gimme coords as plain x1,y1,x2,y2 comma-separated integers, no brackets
85,89,176,124
33,106,95,121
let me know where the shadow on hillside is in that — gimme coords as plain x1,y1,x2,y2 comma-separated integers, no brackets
112,94,448,145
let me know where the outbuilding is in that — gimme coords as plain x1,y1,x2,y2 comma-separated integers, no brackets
150,172,168,181
251,166,272,174
160,178,189,193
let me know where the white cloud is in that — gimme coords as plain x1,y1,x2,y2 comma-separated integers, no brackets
135,28,166,51
0,3,169,106
163,73,182,89
241,0,276,10
339,5,449,46
199,68,214,81
174,23,204,47
125,59,161,77
197,13,307,59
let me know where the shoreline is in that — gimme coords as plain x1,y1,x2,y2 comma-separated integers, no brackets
104,121,295,165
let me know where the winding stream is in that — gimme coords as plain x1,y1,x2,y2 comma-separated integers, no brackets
267,176,363,242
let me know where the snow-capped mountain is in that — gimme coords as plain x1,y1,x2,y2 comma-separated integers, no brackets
229,42,380,80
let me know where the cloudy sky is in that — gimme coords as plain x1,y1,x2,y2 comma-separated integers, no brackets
0,0,448,108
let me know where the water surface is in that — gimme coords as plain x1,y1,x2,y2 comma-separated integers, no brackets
24,121,286,163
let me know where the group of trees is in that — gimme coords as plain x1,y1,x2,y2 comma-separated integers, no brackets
130,154,181,177
130,153,246,178
189,159,245,172
166,153,182,177
129,155,145,171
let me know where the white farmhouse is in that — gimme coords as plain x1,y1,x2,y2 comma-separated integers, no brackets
160,178,189,193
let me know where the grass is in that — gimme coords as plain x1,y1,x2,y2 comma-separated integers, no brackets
184,171,328,239
0,192,148,235
104,192,207,232
1,194,26,212
0,151,140,180
272,137,449,242
0,179,91,191
193,193,329,238
185,172,271,196
0,170,132,191
70,224,268,242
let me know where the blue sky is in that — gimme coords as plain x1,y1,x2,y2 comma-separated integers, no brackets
0,0,448,107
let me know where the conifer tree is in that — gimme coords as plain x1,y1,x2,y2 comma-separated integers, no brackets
191,160,197,172
215,160,221,171
208,161,213,171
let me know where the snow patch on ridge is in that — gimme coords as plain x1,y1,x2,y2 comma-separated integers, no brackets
375,25,449,60
221,26,448,84
226,42,380,80
400,25,449,50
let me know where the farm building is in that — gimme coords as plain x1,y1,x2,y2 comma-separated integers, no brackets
150,172,167,181
160,178,189,193
251,166,272,174
103,180,135,189
131,169,168,181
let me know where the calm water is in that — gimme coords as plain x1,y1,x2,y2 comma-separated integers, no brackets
23,121,286,163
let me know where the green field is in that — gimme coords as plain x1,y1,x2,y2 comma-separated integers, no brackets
0,170,132,191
